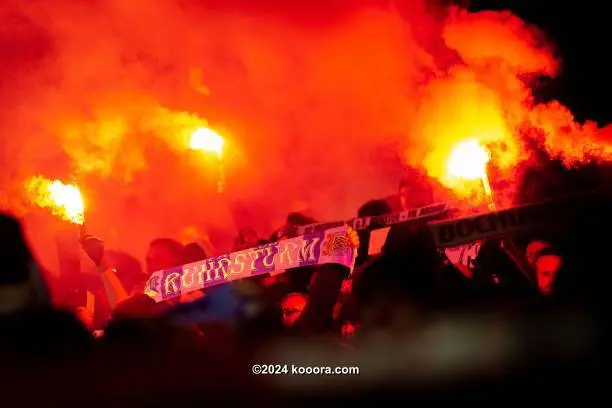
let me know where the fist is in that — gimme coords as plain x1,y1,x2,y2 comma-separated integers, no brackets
80,234,105,266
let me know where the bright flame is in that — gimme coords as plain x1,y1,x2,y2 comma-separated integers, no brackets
189,127,225,158
447,139,491,180
26,176,85,225
446,139,497,210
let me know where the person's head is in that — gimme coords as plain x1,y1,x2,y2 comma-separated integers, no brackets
275,213,317,241
145,238,184,274
535,249,562,296
105,250,145,293
286,212,316,226
526,240,553,268
280,292,308,327
399,171,434,210
183,242,206,264
526,240,561,295
357,199,392,217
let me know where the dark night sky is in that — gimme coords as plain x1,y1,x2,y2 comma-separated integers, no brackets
470,0,610,125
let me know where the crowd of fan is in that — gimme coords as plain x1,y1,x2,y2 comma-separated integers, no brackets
0,162,609,407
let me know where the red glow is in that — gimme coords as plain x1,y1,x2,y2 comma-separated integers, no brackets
0,1,609,271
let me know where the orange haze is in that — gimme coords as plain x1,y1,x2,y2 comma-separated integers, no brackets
1,0,610,272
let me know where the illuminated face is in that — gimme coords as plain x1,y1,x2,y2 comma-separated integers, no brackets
535,254,562,296
340,279,352,294
146,244,181,274
526,240,551,267
281,293,307,327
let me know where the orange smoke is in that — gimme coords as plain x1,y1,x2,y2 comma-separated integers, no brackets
405,7,612,205
0,1,611,268
26,176,85,225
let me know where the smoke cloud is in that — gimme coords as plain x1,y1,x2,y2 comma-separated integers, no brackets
0,0,608,269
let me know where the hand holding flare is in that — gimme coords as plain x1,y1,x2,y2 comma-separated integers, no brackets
80,231,105,268
79,226,130,308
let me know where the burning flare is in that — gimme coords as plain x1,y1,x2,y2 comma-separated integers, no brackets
446,139,496,209
189,127,226,192
189,127,225,158
26,176,85,225
447,139,490,180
